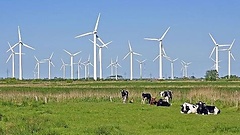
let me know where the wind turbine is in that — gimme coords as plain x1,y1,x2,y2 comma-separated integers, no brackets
75,58,82,79
34,56,45,79
209,33,230,73
7,26,35,80
107,58,114,76
75,13,105,81
136,59,146,79
181,60,191,78
90,39,112,79
60,59,69,79
123,41,141,80
113,56,121,80
6,42,19,78
82,55,93,79
144,27,170,79
221,39,235,79
44,53,55,79
166,57,178,79
64,49,81,79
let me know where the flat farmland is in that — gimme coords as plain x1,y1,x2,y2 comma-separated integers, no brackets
0,80,240,134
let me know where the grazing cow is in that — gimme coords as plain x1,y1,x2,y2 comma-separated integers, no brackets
121,89,129,103
180,102,198,114
141,93,152,104
196,101,220,115
160,90,173,103
157,99,171,107
150,97,158,105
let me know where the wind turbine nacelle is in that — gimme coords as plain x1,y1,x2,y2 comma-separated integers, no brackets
93,31,97,34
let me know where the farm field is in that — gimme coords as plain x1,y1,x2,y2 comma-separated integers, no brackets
0,80,240,134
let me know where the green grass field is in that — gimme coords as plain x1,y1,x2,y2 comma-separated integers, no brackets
0,80,240,134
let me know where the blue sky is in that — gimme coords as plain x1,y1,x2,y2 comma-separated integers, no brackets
1,1,240,79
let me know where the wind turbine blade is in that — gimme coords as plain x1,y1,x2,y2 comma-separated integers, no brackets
144,38,159,41
209,33,217,45
136,59,141,63
162,46,167,56
34,56,39,61
50,52,54,59
97,37,105,45
123,52,130,60
7,42,14,53
6,54,13,63
218,44,230,47
63,49,71,55
128,40,132,51
173,58,178,62
73,51,81,56
89,39,100,47
7,42,18,52
94,13,101,31
102,41,112,48
51,61,55,67
133,52,141,56
160,27,170,40
18,26,22,41
23,43,35,50
229,39,235,50
209,47,216,58
230,52,235,60
61,58,65,64
153,55,160,62
75,32,93,38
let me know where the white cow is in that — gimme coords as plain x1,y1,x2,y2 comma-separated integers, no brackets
180,102,198,114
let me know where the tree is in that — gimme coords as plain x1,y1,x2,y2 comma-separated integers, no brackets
205,70,218,81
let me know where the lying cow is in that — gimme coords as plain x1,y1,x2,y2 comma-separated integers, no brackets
141,93,151,104
196,101,220,115
160,90,173,103
121,89,129,103
157,99,171,107
180,102,198,114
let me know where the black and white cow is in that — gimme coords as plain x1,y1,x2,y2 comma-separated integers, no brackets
160,90,173,103
141,93,152,104
121,89,129,103
180,102,198,114
196,101,220,115
156,99,171,107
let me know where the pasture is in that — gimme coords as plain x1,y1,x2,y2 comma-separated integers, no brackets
0,79,240,134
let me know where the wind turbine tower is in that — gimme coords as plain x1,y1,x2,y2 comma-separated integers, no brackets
64,49,81,79
6,42,19,78
44,53,55,79
144,27,170,79
34,56,45,79
7,26,35,80
209,33,230,73
166,57,178,79
75,13,105,81
136,59,146,79
123,41,141,80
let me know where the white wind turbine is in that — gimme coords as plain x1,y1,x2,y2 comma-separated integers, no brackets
90,39,112,79
75,58,82,79
60,59,69,79
123,41,141,80
64,49,81,79
75,13,105,81
209,33,230,73
221,39,235,79
82,55,93,79
6,42,19,78
44,53,55,79
107,58,114,76
113,56,121,80
7,26,35,80
136,59,146,79
181,60,191,78
34,56,45,79
166,57,178,79
144,27,170,79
